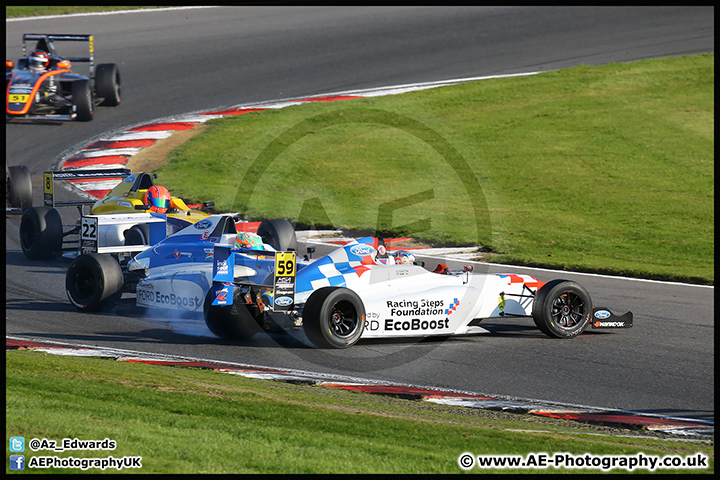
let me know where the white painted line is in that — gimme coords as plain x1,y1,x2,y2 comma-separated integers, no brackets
104,131,174,141
71,148,143,158
6,6,220,22
332,72,542,97
446,257,715,289
174,114,227,123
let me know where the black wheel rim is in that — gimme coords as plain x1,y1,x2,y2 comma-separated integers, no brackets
550,292,586,329
329,300,358,338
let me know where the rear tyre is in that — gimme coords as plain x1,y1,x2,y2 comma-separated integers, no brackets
532,279,592,338
203,289,261,340
257,218,297,252
95,63,121,106
123,223,150,246
73,79,94,121
66,253,124,311
303,287,365,349
19,206,62,260
8,165,33,211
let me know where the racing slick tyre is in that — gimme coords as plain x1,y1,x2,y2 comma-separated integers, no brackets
303,287,366,349
257,218,297,252
532,279,592,339
73,79,94,121
66,253,124,311
95,63,121,106
123,224,150,246
19,206,62,260
203,289,262,340
7,165,33,212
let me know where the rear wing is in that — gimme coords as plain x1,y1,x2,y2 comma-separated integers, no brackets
210,245,297,312
22,33,94,62
79,213,166,255
43,168,131,212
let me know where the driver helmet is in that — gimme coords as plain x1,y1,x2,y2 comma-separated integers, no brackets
235,232,264,250
29,51,50,73
144,185,172,213
393,250,416,265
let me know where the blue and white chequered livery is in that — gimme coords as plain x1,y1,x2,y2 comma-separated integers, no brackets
295,237,377,292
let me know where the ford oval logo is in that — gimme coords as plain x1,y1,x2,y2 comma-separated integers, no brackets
274,296,293,306
350,244,374,256
194,220,212,230
594,310,611,319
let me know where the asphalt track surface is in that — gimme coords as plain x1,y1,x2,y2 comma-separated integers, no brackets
5,7,715,423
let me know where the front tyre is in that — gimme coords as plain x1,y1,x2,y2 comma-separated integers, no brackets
95,63,121,106
73,79,94,121
66,253,124,311
532,279,592,338
303,287,365,349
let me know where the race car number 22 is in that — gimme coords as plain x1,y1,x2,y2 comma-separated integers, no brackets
81,216,98,254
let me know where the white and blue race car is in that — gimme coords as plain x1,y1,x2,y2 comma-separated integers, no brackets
206,232,633,348
64,215,296,313
64,214,633,348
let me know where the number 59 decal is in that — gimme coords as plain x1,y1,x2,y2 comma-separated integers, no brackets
273,252,296,311
275,252,296,277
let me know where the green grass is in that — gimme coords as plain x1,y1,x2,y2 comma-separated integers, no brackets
153,55,713,285
6,350,713,474
5,6,165,17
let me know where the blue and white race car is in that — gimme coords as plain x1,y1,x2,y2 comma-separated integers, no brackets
64,215,297,313
205,235,634,348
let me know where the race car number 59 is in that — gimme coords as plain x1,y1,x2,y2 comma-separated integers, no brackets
273,252,296,311
275,252,295,276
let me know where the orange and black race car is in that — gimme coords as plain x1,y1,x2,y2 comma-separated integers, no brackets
6,33,120,121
